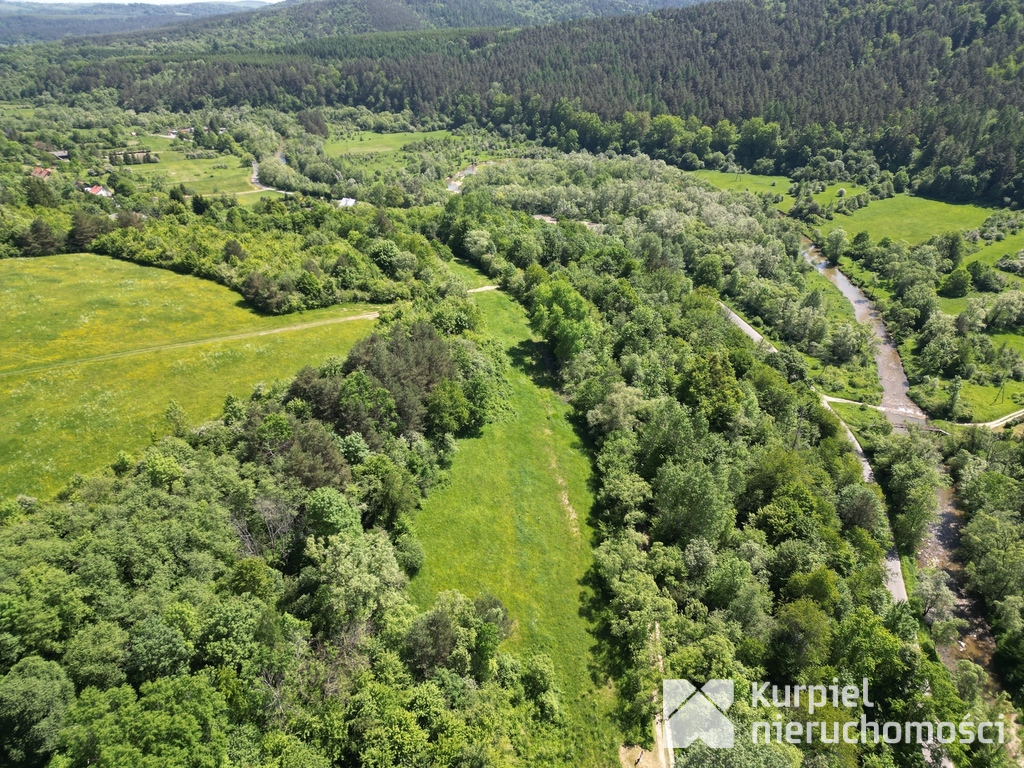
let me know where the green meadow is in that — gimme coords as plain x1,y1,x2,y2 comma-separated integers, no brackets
0,254,378,498
446,258,497,289
323,129,452,157
818,194,993,245
410,288,621,767
128,139,260,196
829,401,890,434
693,168,849,211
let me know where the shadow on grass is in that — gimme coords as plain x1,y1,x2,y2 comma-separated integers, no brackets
507,338,560,390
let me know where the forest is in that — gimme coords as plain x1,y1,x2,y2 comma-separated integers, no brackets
0,1,265,46
2,0,1024,764
4,0,1024,206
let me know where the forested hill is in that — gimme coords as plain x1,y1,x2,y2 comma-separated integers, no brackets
6,0,1024,204
75,0,706,48
0,0,265,45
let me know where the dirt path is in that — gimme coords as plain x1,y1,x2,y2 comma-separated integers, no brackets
0,312,380,379
965,406,1024,429
718,302,777,351
721,307,912,604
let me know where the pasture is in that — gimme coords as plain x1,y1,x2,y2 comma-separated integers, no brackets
410,288,621,767
818,194,993,245
693,169,849,211
323,129,452,157
0,254,377,498
127,140,259,196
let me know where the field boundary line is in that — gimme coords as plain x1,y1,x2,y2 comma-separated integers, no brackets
0,312,380,379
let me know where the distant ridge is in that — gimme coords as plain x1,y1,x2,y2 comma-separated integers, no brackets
86,0,708,47
0,0,266,44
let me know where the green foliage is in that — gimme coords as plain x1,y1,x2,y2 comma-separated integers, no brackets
304,487,361,539
0,299,570,766
0,657,73,767
440,153,967,762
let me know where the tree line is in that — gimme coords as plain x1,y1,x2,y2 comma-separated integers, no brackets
5,0,1024,205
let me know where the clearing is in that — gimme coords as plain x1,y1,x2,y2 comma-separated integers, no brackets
0,254,377,498
818,194,993,245
410,287,621,767
127,136,263,197
323,129,452,157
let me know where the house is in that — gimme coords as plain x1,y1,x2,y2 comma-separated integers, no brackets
30,167,53,179
85,184,114,198
49,150,70,162
337,197,357,207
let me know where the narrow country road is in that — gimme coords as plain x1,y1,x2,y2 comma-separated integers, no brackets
719,303,777,351
717,302,912,604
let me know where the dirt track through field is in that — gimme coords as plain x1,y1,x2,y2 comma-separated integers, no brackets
0,312,381,379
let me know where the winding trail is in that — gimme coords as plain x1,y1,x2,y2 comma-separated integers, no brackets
718,299,912,605
799,243,1007,759
797,245,1002,672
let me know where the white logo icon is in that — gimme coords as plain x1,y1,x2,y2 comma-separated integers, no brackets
663,679,735,749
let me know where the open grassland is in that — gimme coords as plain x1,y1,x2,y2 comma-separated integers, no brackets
955,379,1024,423
0,254,377,498
692,169,849,211
694,169,995,246
446,258,496,289
818,194,993,245
128,143,258,196
830,401,890,435
323,129,451,156
410,288,621,767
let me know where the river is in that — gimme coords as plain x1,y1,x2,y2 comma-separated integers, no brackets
802,242,927,428
801,241,1001,688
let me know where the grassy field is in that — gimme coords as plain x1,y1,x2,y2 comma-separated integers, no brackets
446,258,496,289
829,401,890,433
0,254,378,498
410,288,621,766
818,194,993,246
693,169,996,247
127,139,259,196
323,129,451,157
692,169,849,212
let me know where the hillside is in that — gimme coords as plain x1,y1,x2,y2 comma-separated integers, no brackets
0,0,265,45
63,0,707,49
5,0,1024,205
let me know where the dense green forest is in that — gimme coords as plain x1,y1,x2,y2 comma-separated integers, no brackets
5,0,1024,206
134,0,706,47
4,0,1024,762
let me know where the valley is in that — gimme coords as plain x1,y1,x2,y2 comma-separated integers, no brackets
2,0,1024,765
